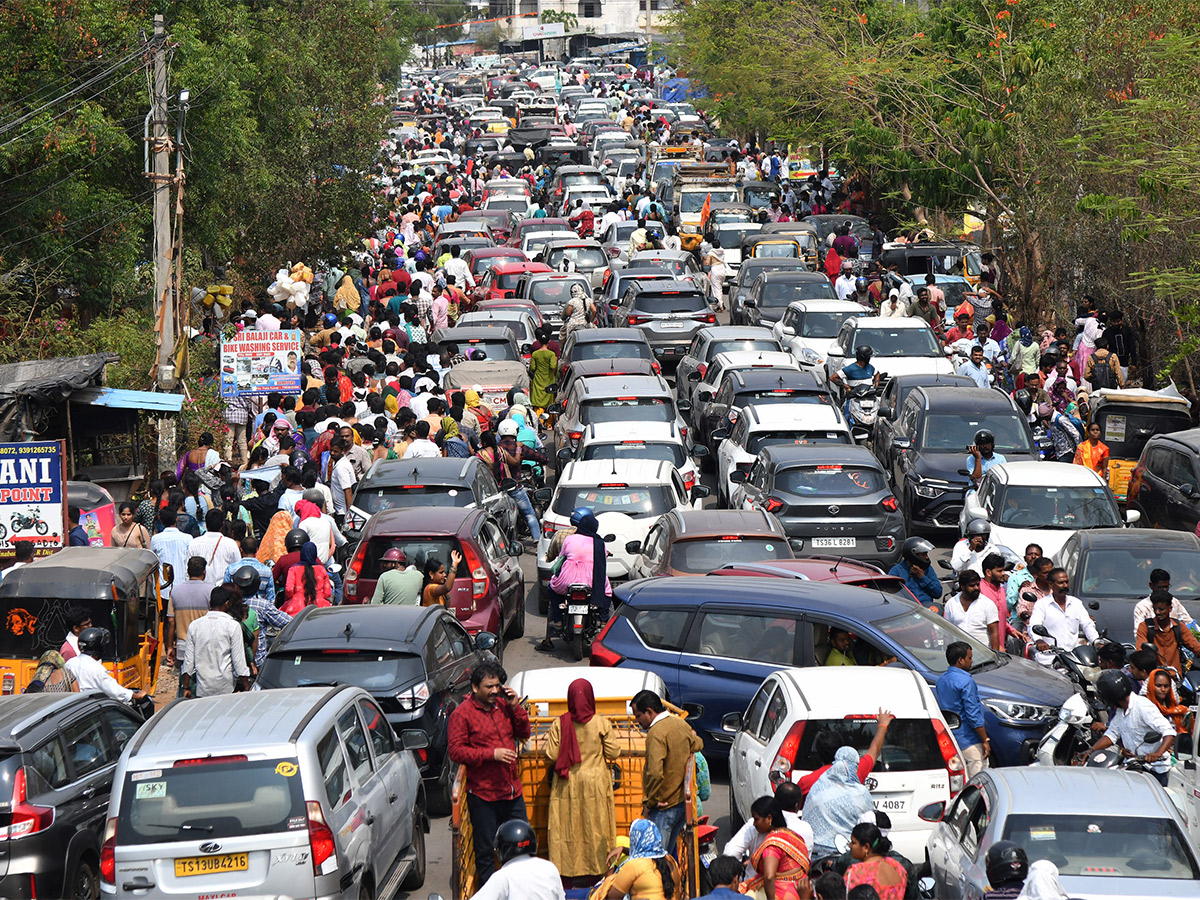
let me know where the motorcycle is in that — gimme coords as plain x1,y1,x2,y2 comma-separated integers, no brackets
560,582,600,661
1085,729,1168,775
10,507,49,535
1031,423,1057,460
1035,691,1107,766
846,383,880,444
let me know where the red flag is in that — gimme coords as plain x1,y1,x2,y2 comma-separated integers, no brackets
699,193,712,233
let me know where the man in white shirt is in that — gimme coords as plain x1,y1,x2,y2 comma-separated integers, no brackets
151,508,192,600
834,260,857,301
1131,567,1193,633
64,627,149,704
328,438,358,518
1029,567,1099,665
942,569,1000,650
402,420,441,459
471,820,564,900
186,510,243,586
949,522,1000,576
723,782,815,879
180,586,251,698
441,244,475,289
1085,671,1174,784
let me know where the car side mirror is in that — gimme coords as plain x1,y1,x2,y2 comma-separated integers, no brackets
697,388,714,401
917,801,946,823
547,402,563,415
474,631,498,652
744,298,757,308
937,558,952,571
401,730,431,751
625,540,642,554
892,437,912,451
509,541,524,557
533,488,553,503
1125,508,1142,524
942,712,961,730
1088,601,1100,610
521,343,533,354
712,428,731,441
557,448,573,462
781,325,795,336
687,370,702,381
729,470,748,484
957,468,973,477
692,485,711,499
692,444,709,458
1181,484,1195,498
1032,624,1050,638
160,563,175,588
677,400,692,414
721,711,743,733
879,405,894,420
603,533,616,543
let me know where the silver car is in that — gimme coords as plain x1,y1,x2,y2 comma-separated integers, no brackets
552,372,688,455
925,767,1200,900
103,687,429,900
614,278,714,366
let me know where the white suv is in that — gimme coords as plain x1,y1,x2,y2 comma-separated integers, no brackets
726,666,961,862
773,299,872,376
573,421,704,498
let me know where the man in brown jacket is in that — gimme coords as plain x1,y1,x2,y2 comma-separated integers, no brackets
633,689,703,855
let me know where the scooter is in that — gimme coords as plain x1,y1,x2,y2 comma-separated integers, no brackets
846,383,880,443
1034,691,1107,766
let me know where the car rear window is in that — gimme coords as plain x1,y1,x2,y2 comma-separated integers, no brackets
802,311,865,338
361,537,464,580
552,485,674,518
117,758,307,844
670,537,791,574
733,389,829,409
632,293,708,313
776,465,886,496
580,441,685,467
445,339,517,362
546,247,606,270
492,271,525,289
747,431,851,453
710,339,779,358
1003,814,1198,880
761,280,837,308
561,173,605,187
581,398,672,426
260,650,425,691
486,199,528,214
529,281,582,304
792,719,945,772
572,341,654,363
355,485,472,515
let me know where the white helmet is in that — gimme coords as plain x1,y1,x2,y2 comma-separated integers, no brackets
497,419,519,437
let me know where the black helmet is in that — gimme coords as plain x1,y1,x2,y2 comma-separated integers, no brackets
494,819,537,865
854,344,872,362
78,626,111,656
974,428,995,446
1013,389,1032,416
985,840,1029,887
901,536,934,567
290,450,311,467
285,529,309,552
231,565,262,596
1096,670,1133,707
966,518,991,538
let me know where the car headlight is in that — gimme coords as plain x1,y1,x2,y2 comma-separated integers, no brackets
800,348,822,366
913,483,944,499
984,699,1056,725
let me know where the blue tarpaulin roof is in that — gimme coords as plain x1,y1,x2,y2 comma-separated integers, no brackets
71,387,184,413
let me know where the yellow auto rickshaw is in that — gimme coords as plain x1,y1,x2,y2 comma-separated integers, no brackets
0,547,166,694
1090,387,1193,501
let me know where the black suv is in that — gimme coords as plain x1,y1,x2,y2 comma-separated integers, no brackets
0,693,146,899
255,604,498,814
615,279,714,365
875,386,1037,532
743,271,838,328
695,367,830,456
347,457,517,541
1128,428,1200,531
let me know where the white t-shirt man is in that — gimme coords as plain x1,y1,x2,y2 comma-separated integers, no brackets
186,532,242,586
834,273,857,301
330,456,358,515
943,593,1000,647
1103,693,1173,774
402,438,441,460
65,653,133,702
470,854,565,900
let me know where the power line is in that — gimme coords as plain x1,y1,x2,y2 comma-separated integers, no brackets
0,43,145,127
0,64,151,151
0,145,127,219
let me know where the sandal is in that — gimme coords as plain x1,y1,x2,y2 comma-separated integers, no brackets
535,639,555,652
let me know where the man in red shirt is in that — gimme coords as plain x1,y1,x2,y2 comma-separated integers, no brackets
797,709,894,803
447,660,531,885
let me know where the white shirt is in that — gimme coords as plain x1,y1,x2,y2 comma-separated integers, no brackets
1029,594,1099,665
879,296,906,318
949,539,1000,576
442,256,475,289
723,812,814,880
834,274,857,301
186,532,242,586
256,313,281,331
182,609,250,698
330,457,358,514
299,515,347,564
470,855,565,900
1104,694,1173,773
65,654,133,702
944,594,999,647
1132,595,1194,634
403,438,441,459
279,487,304,519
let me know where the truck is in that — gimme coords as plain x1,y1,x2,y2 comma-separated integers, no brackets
667,164,740,235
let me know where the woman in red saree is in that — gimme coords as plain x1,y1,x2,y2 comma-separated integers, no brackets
742,800,811,900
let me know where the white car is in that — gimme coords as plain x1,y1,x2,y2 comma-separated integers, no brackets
688,349,801,422
960,460,1136,559
726,666,962,863
520,230,578,260
537,459,693,594
774,299,872,377
527,67,560,91
825,316,955,389
716,404,851,507
574,421,705,498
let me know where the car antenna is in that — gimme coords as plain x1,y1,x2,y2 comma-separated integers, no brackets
343,623,354,641
828,556,848,578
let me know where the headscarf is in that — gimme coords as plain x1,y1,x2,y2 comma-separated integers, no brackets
295,499,322,522
804,746,873,854
569,283,585,300
334,275,361,312
511,391,531,409
554,678,598,779
384,393,400,415
465,389,483,408
1017,860,1069,900
1148,668,1190,733
258,510,294,563
1020,326,1035,346
628,819,667,860
441,416,460,440
299,541,319,566
1040,329,1055,350
575,510,608,607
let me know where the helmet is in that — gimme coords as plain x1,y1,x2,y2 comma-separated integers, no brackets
381,547,407,564
965,518,991,538
323,312,338,327
855,276,868,293
231,565,262,596
569,507,594,528
974,428,995,446
285,529,309,552
854,344,872,362
289,450,311,467
901,536,934,567
497,419,519,438
494,819,537,865
78,627,111,656
1013,389,1032,416
985,841,1029,887
1096,670,1133,707
302,488,325,507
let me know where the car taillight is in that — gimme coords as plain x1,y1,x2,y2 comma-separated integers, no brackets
568,431,582,443
764,497,784,514
307,801,339,875
696,313,716,324
0,768,55,840
697,363,707,379
627,314,649,326
683,472,695,492
344,543,366,601
543,520,558,538
881,496,898,511
770,721,806,785
100,817,117,884
396,681,431,711
173,754,248,767
590,617,624,666
651,361,661,374
461,543,490,601
932,719,966,797
608,247,621,258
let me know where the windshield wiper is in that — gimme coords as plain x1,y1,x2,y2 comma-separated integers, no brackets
297,679,342,687
146,823,215,833
971,656,1003,673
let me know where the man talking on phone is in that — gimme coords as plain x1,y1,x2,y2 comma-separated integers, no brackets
967,428,1006,486
448,660,531,885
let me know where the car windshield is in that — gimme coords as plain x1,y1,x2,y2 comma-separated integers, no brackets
710,339,780,358
713,226,761,249
573,341,654,363
472,255,517,275
552,484,674,518
681,190,738,212
920,413,1032,453
530,281,583,304
802,311,865,338
581,397,673,425
261,650,426,691
747,430,848,453
873,605,998,672
606,223,639,243
1003,814,1198,880
355,485,472,515
670,537,791,573
995,485,1119,529
791,719,945,772
492,271,525,289
581,441,685,467
761,281,836,308
652,163,677,184
452,339,517,361
776,464,884,496
1079,548,1200,598
854,326,942,357
546,246,607,269
744,187,776,209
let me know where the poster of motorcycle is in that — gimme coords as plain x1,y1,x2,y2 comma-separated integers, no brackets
0,440,67,563
218,329,303,398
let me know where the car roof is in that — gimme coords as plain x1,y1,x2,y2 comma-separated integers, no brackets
560,459,676,484
761,443,877,468
890,372,977,388
631,279,704,294
509,666,668,702
731,368,823,391
572,327,647,343
712,350,797,369
363,506,482,535
1148,426,1200,449
0,693,103,746
360,457,477,488
987,460,1104,486
492,261,549,273
701,326,777,340
745,404,844,430
273,605,434,652
631,249,691,261
985,767,1179,818
774,667,935,716
758,271,828,283
1071,527,1200,550
566,358,656,378
579,374,671,397
621,574,906,618
851,316,935,330
914,385,1016,411
709,557,900,584
903,274,970,285
432,325,518,341
787,299,871,313
663,508,784,537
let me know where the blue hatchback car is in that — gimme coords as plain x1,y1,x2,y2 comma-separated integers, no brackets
592,575,1074,765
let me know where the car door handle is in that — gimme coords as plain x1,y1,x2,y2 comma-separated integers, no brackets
689,662,715,672
389,793,398,803
82,786,97,799
753,759,761,767
365,813,376,826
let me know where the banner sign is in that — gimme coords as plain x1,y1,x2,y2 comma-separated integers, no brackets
523,22,565,39
0,440,67,562
219,330,303,398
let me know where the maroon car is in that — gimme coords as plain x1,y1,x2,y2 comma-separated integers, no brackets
343,507,526,643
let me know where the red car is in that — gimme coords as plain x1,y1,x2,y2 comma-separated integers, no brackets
476,261,552,301
343,507,527,642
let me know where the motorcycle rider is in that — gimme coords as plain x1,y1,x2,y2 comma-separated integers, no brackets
852,275,872,307
1084,670,1174,785
889,537,944,611
538,507,611,652
1029,567,1099,666
950,519,1001,576
983,841,1029,898
830,344,880,425
495,418,548,540
470,819,565,900
63,627,150,705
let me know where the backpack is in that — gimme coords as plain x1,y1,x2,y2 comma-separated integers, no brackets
1090,351,1115,390
1143,617,1191,671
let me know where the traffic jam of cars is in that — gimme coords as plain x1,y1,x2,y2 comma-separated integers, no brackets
4,56,1200,900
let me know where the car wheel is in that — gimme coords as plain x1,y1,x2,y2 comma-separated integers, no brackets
70,859,99,900
728,781,744,833
401,804,427,890
506,592,526,639
358,876,374,900
429,755,453,816
538,582,552,615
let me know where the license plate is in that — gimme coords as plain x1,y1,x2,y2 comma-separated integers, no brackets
661,321,685,330
175,853,249,877
812,537,856,548
873,796,908,813
568,604,589,615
